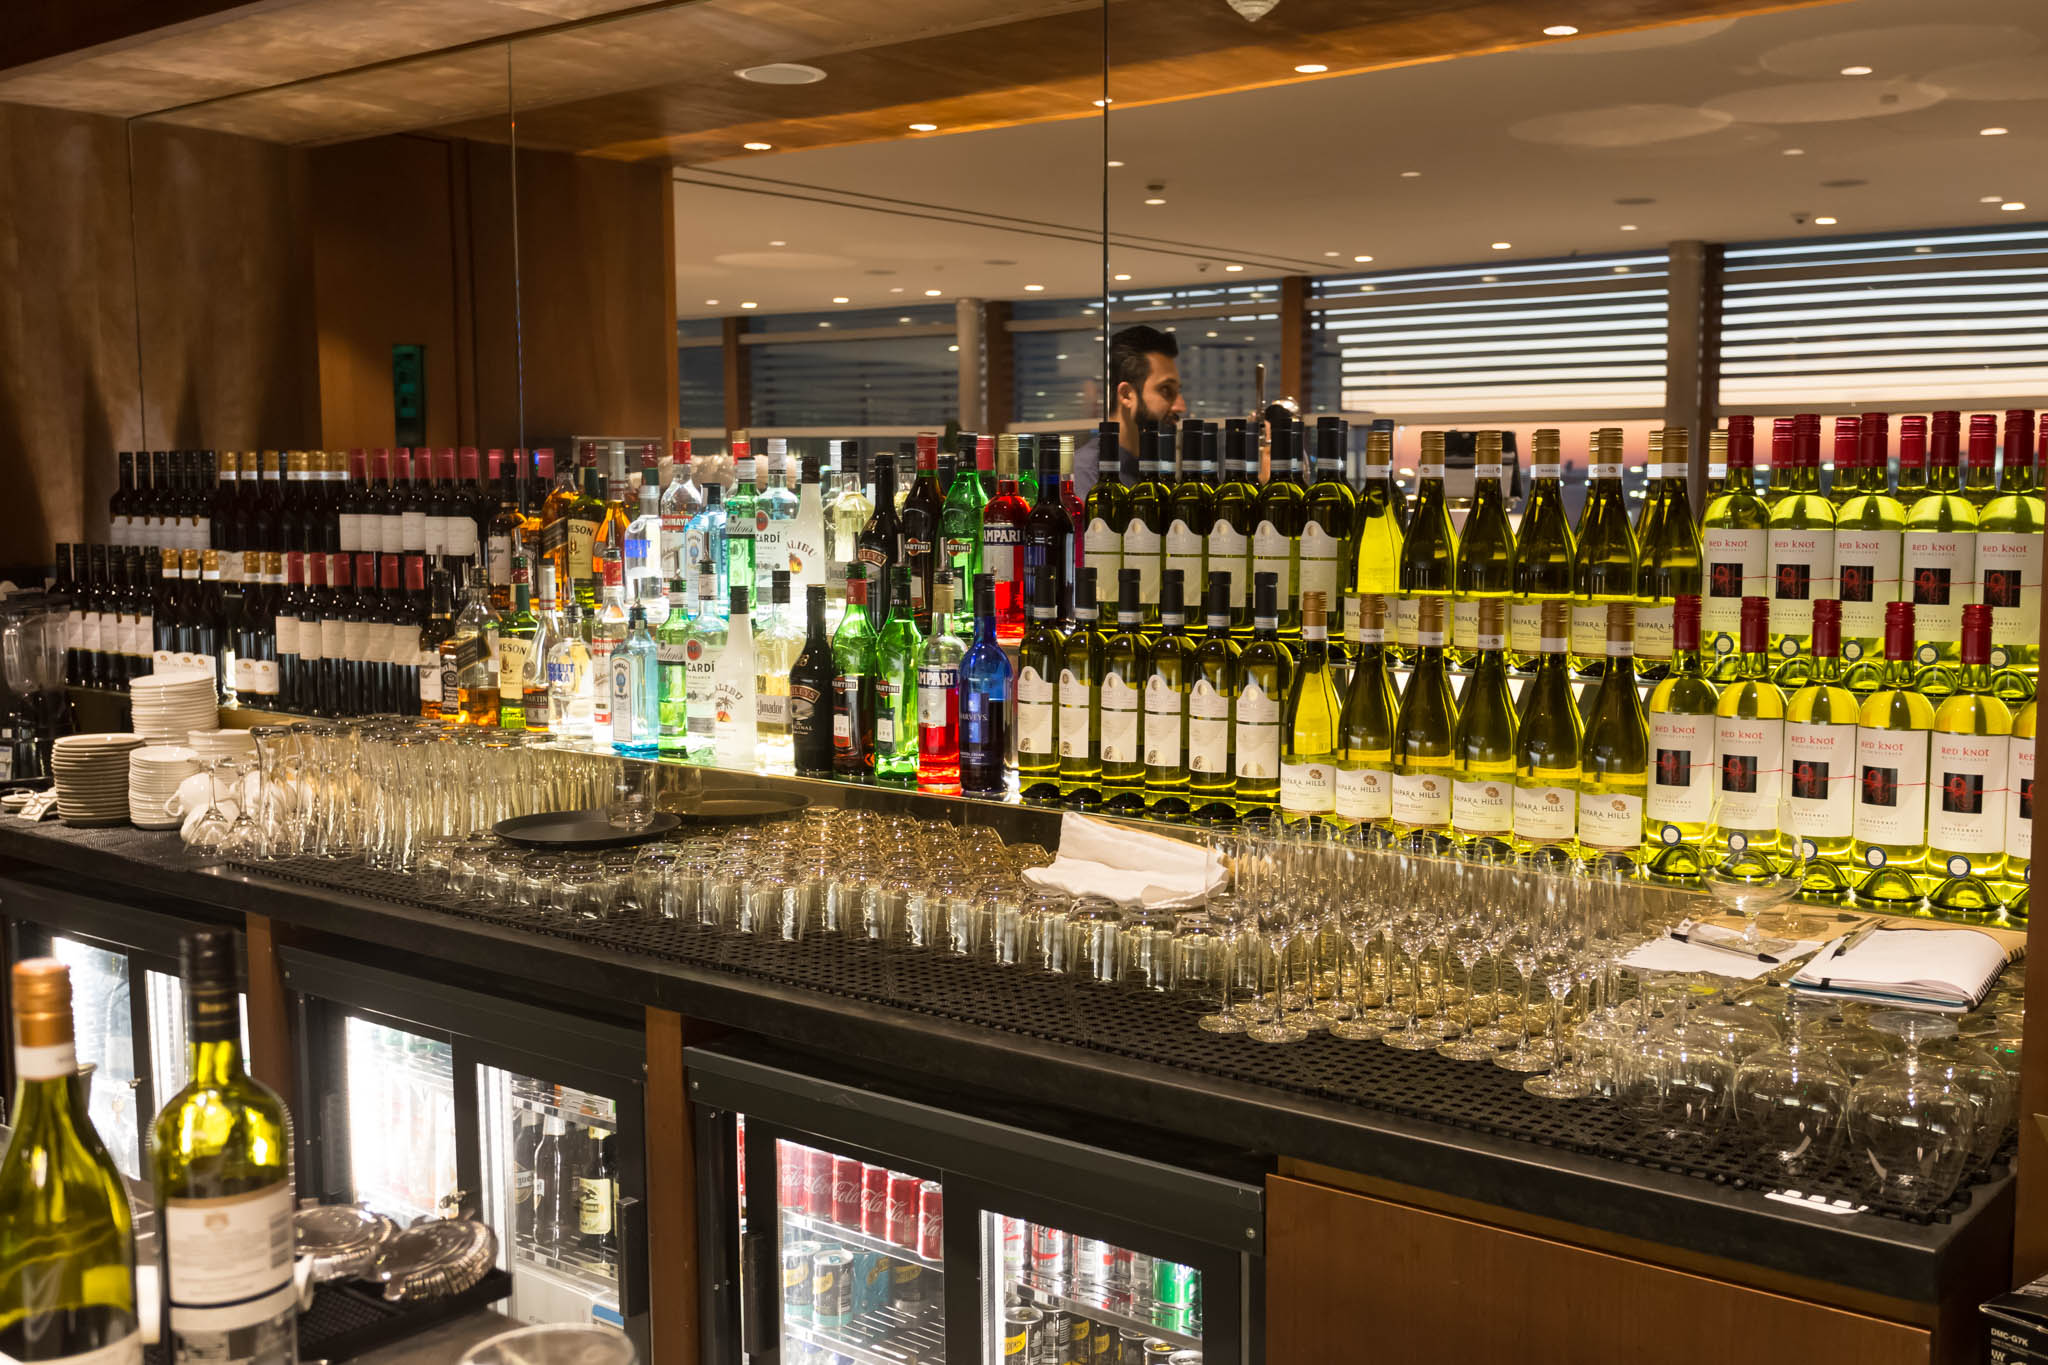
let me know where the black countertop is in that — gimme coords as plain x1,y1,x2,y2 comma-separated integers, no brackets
0,816,2010,1308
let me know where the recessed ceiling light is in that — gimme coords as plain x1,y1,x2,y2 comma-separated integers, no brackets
1782,147,1805,156
890,286,904,293
1353,254,1374,263
1144,197,1166,205
899,316,911,323
947,344,960,353
1323,250,1342,257
1613,265,1630,273
1092,98,1113,107
1814,216,1838,225
705,299,720,306
1294,63,1328,74
1490,242,1513,250
740,301,758,309
2002,201,2028,211
1024,284,1045,292
1206,331,1219,338
1543,24,1579,36
742,141,774,151
1619,224,1639,231
832,296,850,304
1981,194,2005,203
1114,273,1132,281
1400,170,1421,178
1981,127,2009,136
1224,264,1244,272
924,288,943,296
769,240,786,247
1106,159,1124,167
1840,65,1872,76
818,321,831,328
909,123,939,132
736,63,827,85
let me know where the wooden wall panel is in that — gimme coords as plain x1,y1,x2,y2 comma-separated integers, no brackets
0,101,142,561
1268,1174,1934,1365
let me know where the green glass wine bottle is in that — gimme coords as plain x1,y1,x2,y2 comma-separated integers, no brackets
1449,597,1516,856
1453,431,1513,666
1570,427,1637,678
1510,428,1573,671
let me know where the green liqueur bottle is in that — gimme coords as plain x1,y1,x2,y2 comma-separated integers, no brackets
831,566,880,781
873,565,924,786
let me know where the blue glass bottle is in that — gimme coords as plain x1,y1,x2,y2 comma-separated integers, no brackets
959,570,1013,797
610,603,660,754
684,483,729,603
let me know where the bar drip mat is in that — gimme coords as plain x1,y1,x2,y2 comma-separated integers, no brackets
243,856,2010,1225
144,1268,511,1365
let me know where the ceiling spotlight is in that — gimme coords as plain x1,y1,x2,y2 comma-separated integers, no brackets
1324,250,1342,257
947,345,960,353
899,317,912,323
1542,24,1579,35
1840,65,1872,76
909,122,939,132
2002,201,2028,211
1782,147,1805,156
1024,284,1045,292
818,321,831,328
1107,159,1124,167
1144,197,1167,205
769,240,786,247
1490,241,1513,250
890,287,904,293
1114,273,1132,281
924,288,943,296
1981,194,2005,203
1620,224,1638,231
1224,264,1245,272
705,299,720,306
1813,216,1838,225
736,63,827,85
1400,170,1421,178
1353,254,1373,262
1981,127,2009,136
1093,98,1113,107
831,296,850,304
742,141,774,151
1207,331,1219,338
740,301,758,309
1294,63,1328,73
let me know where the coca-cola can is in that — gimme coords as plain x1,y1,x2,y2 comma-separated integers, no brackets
831,1155,863,1228
1030,1223,1072,1283
1110,1247,1134,1291
886,1172,920,1248
860,1164,891,1238
776,1142,805,1214
803,1147,833,1220
998,1215,1027,1283
916,1180,944,1260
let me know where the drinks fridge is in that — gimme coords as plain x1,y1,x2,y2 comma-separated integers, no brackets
279,947,649,1355
0,869,248,1180
689,1038,1264,1364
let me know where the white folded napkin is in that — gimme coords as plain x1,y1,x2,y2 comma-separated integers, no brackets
1021,813,1225,909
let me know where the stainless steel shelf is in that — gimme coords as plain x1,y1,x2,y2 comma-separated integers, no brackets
786,1304,947,1365
1013,1271,1201,1350
784,1209,944,1273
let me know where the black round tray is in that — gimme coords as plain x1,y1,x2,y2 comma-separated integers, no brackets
670,791,810,825
494,810,681,849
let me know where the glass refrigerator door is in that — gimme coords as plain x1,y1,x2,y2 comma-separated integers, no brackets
980,1211,1205,1365
773,1137,947,1363
478,1066,624,1330
144,968,251,1104
49,936,140,1178
342,1016,457,1223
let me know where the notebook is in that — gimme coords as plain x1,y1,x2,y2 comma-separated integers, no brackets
1790,926,2012,1012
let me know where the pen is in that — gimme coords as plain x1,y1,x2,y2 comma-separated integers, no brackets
1669,929,1781,965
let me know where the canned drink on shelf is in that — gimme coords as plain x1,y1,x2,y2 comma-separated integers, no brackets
1140,1342,1177,1364
886,1171,921,1248
803,1147,834,1221
1167,1353,1203,1365
782,1244,814,1323
851,1249,892,1316
1153,1261,1196,1310
830,1155,863,1228
1065,1310,1094,1364
812,1249,854,1329
1073,1238,1117,1287
998,1215,1027,1285
1116,1327,1151,1364
916,1180,944,1260
860,1164,891,1238
1124,1252,1153,1297
1004,1306,1045,1363
777,1141,805,1214
888,1260,928,1310
1039,1310,1073,1365
1029,1224,1073,1284
1089,1319,1115,1365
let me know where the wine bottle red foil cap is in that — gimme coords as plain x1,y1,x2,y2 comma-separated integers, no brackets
1770,418,1795,470
916,431,939,468
2004,409,2036,466
1739,595,1769,654
356,553,376,584
1884,600,1916,660
1858,412,1888,469
380,554,401,589
350,448,367,479
461,448,481,480
672,437,691,461
1899,416,1928,469
1930,415,1961,467
1967,415,1996,467
1833,417,1860,466
1810,598,1842,656
1673,593,1702,651
977,434,996,470
1960,603,1993,664
405,553,427,592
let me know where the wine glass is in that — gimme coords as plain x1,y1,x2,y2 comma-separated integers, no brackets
187,757,239,855
1491,860,1554,1072
1615,974,1735,1153
1198,836,1255,1034
1523,865,1594,1099
1847,1012,1976,1215
1436,856,1502,1061
1698,793,1808,948
1730,996,1849,1182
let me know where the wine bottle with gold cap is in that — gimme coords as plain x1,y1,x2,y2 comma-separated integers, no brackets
1569,428,1636,677
1395,432,1456,659
1700,417,1768,680
1337,593,1397,834
1577,601,1649,872
1925,604,2012,920
152,929,297,1365
2,960,139,1364
1510,428,1573,671
1512,599,1582,860
1644,593,1718,877
1634,426,1702,682
1766,415,1835,663
1450,597,1516,855
1349,428,1404,658
1783,599,1860,898
1833,412,1905,669
1453,432,1513,666
1853,601,1935,909
1280,591,1342,823
1391,595,1457,848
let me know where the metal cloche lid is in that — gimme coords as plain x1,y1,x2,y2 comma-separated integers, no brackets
371,1216,498,1302
293,1203,400,1282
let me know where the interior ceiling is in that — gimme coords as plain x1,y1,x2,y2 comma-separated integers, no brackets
670,0,2048,317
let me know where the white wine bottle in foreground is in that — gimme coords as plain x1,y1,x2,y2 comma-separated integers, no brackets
1,959,140,1364
152,930,298,1365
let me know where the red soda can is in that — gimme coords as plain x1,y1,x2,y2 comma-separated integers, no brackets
861,1164,891,1238
916,1180,944,1260
776,1142,804,1214
831,1155,863,1228
804,1147,833,1220
737,1120,747,1203
886,1172,920,1247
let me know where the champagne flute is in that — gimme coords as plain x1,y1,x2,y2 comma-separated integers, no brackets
1698,793,1807,948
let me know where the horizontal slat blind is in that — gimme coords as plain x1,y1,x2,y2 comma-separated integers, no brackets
750,336,959,429
1719,226,2048,406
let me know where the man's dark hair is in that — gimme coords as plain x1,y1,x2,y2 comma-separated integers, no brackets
1109,324,1178,398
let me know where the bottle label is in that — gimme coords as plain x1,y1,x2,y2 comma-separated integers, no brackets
1784,720,1858,839
1365,464,1392,480
1577,791,1644,850
1335,763,1392,821
1140,676,1182,768
1570,604,1610,660
568,519,600,585
1855,727,1931,848
578,1176,615,1235
1901,530,1977,643
1420,463,1447,480
1509,601,1548,657
274,615,300,660
1393,596,1420,650
164,1182,295,1324
1647,713,1713,824
611,654,637,744
917,665,958,728
1100,673,1140,763
1452,599,1481,655
1767,529,1834,637
1833,527,1901,647
1207,519,1249,582
1016,666,1054,755
1513,783,1577,840
1473,464,1502,483
1057,670,1093,759
874,679,899,747
498,638,531,695
244,658,279,697
1451,777,1513,834
1590,463,1622,480
1978,531,2042,650
983,520,1024,588
1188,679,1230,773
1281,759,1336,814
1531,463,1561,480
1250,522,1294,604
1082,517,1123,585
687,659,718,738
1233,678,1280,779
1391,770,1450,827
1119,522,1163,608
2010,729,2035,861
757,691,789,729
1635,603,1674,660
448,514,477,560
1298,520,1341,606
1164,520,1205,595
1928,733,2008,855
1713,716,1784,829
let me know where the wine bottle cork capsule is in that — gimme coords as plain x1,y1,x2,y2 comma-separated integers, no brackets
1358,594,1386,631
1301,592,1326,628
1606,600,1635,640
1540,599,1570,634
1532,429,1560,460
1477,597,1507,634
1417,596,1447,632
11,959,71,1046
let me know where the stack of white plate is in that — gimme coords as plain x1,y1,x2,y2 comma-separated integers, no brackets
130,745,201,829
130,669,219,745
52,733,146,826
186,729,257,765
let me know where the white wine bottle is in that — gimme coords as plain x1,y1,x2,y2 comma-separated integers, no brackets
153,930,297,1365
1700,416,1768,680
1644,593,1718,875
1512,600,1582,859
1925,604,2012,919
1302,420,1357,641
2,960,140,1365
1058,567,1108,786
1979,408,2042,671
1098,568,1147,791
1337,594,1397,833
1348,429,1404,654
1783,599,1859,896
2006,696,2035,903
1714,596,1786,840
1902,412,1979,668
1453,432,1513,664
1142,569,1194,797
1832,413,1904,667
1765,415,1836,663
1014,569,1062,786
1395,432,1456,658
1233,573,1293,806
1634,427,1702,682
1853,601,1934,909
1280,592,1342,822
1450,597,1516,854
1392,595,1457,847
1570,428,1637,676
1510,429,1574,670
1577,601,1649,872
1189,570,1242,803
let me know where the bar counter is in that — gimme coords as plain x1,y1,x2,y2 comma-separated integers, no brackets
0,788,2016,1365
